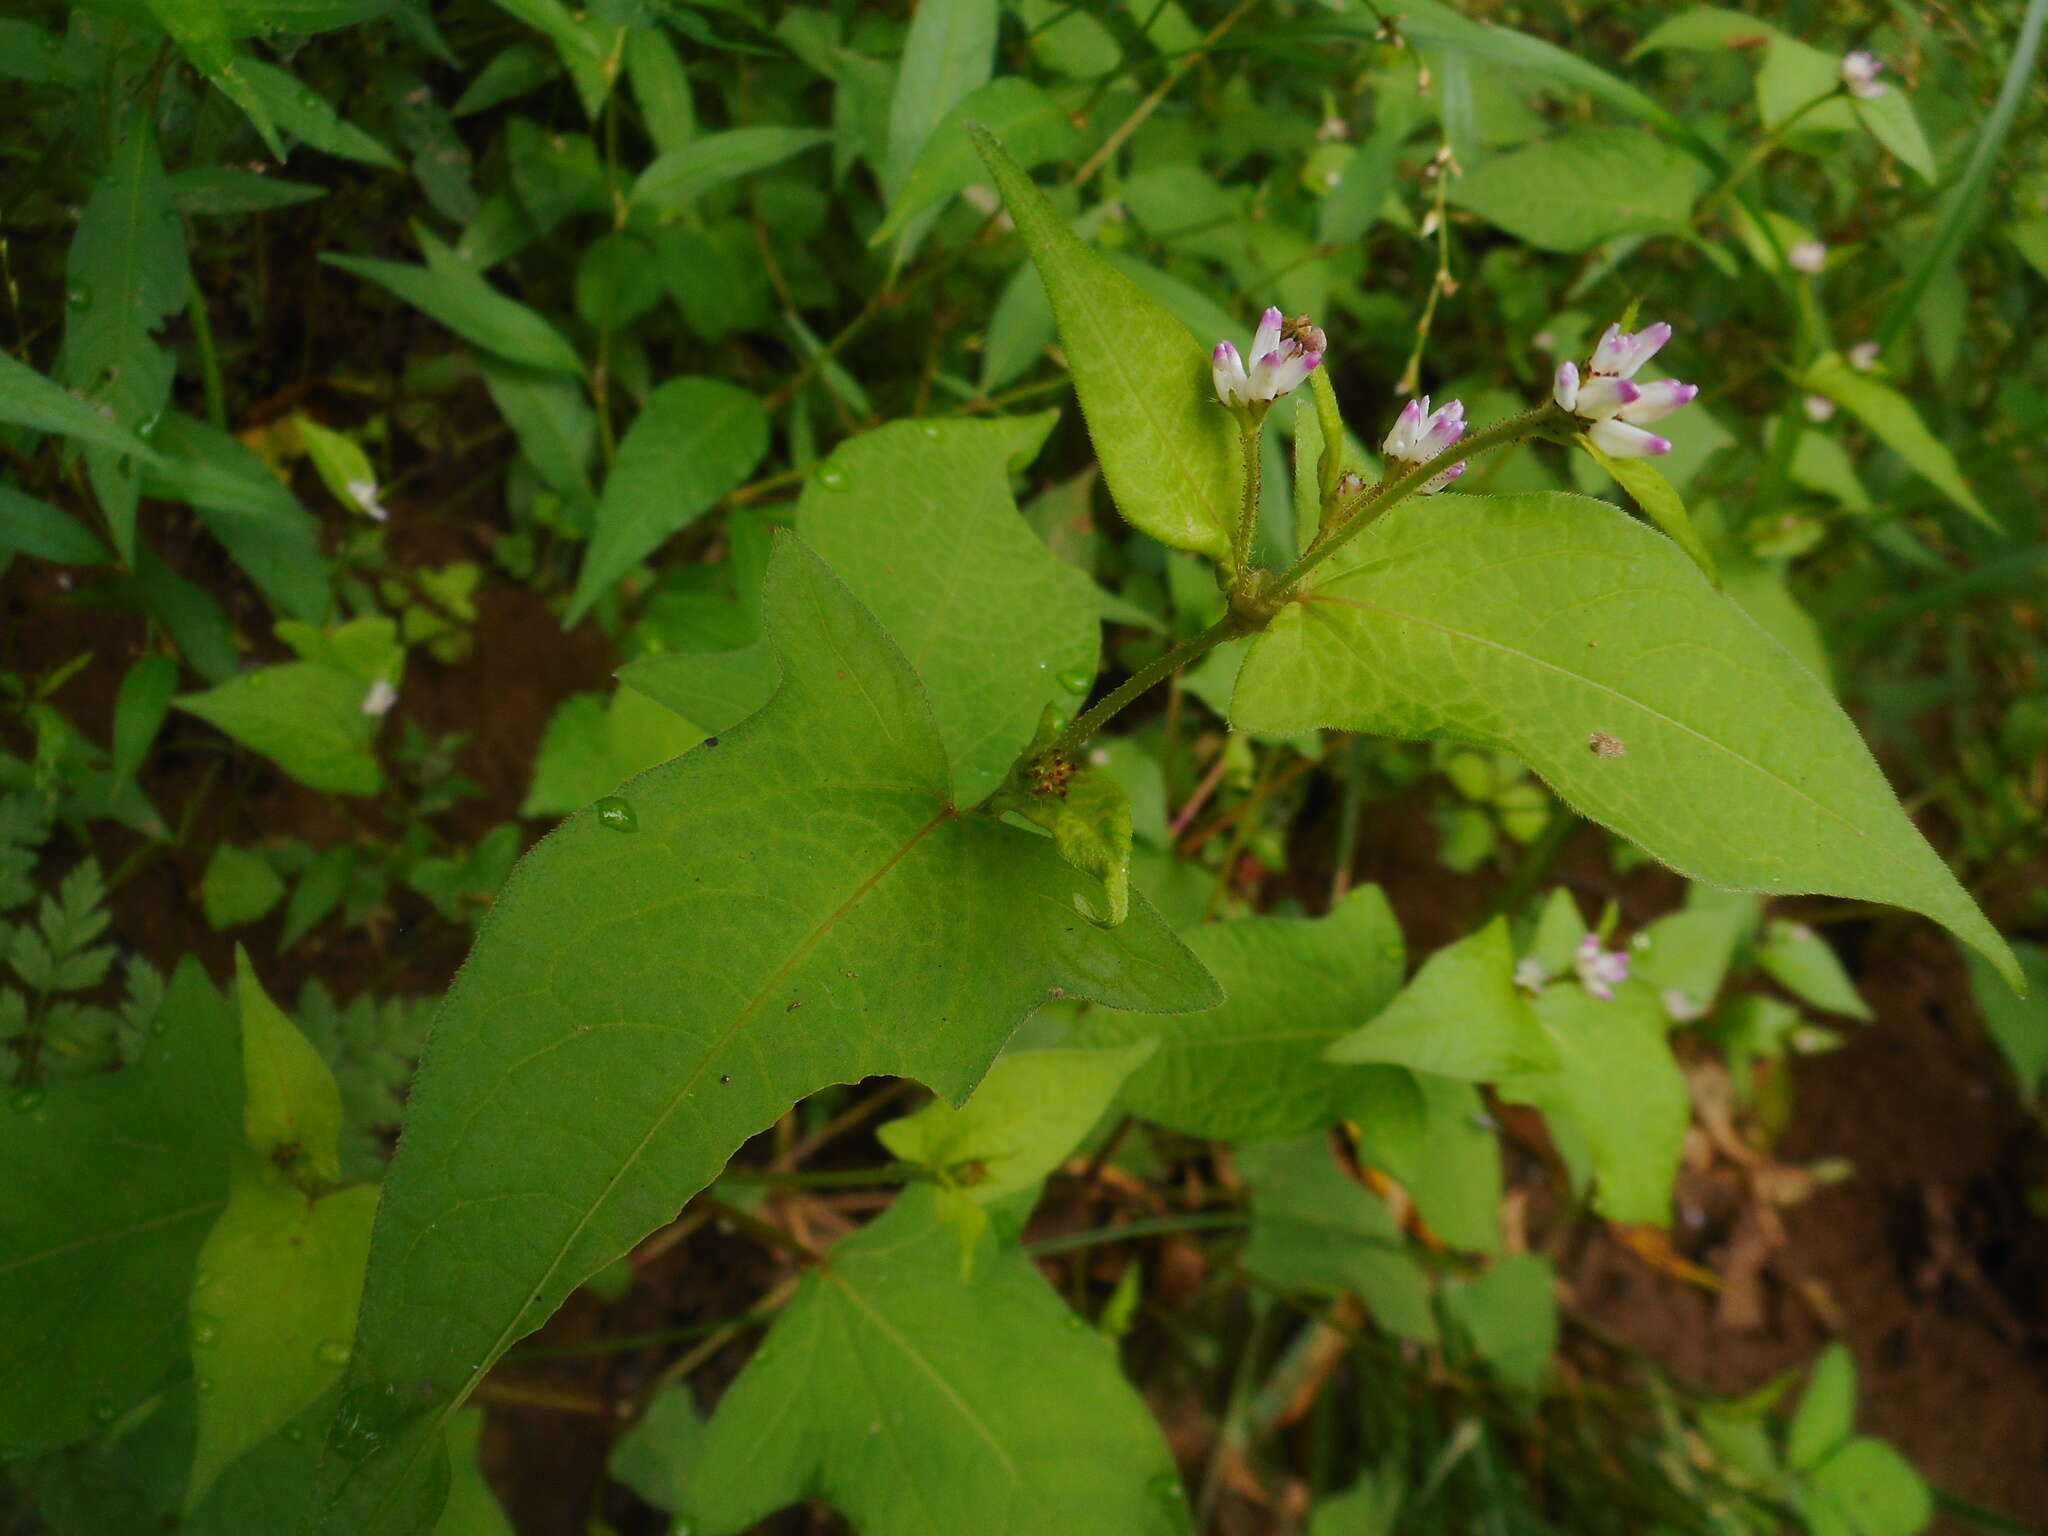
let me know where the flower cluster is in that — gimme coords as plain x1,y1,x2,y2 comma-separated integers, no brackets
1380,395,1467,493
1212,307,1323,414
1840,50,1887,99
1573,933,1631,1002
1552,321,1697,458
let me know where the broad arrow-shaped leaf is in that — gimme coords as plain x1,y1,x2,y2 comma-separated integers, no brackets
678,1185,1190,1536
973,127,1239,565
313,534,1218,1532
0,962,240,1458
1231,491,2016,989
1070,885,1410,1140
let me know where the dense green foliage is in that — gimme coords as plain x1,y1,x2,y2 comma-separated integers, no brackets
4,0,2047,1532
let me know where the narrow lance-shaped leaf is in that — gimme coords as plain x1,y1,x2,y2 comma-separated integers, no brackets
565,376,768,625
1231,491,2017,989
312,535,1219,1532
1802,351,1996,530
321,253,583,376
973,126,1239,564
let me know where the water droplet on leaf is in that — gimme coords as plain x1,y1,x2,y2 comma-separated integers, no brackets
192,1315,222,1347
195,1376,216,1397
594,796,637,832
920,423,941,438
315,1339,352,1367
65,282,90,310
89,1398,118,1426
818,467,848,491
1055,666,1093,695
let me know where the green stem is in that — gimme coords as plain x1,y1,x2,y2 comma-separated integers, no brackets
1053,613,1244,754
1024,1210,1248,1258
1231,423,1262,572
186,274,227,430
1279,402,1562,596
1690,89,1839,233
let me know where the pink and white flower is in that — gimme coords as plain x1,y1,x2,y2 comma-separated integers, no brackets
1573,933,1631,1002
1213,306,1323,412
1381,395,1467,493
1788,239,1828,275
1848,340,1881,372
1804,394,1837,423
1840,51,1887,99
360,678,399,717
1553,320,1698,458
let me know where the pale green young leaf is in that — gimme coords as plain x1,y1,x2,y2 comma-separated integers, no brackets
871,76,1079,244
1499,981,1687,1223
1787,1343,1857,1470
630,127,831,216
880,1041,1155,1203
1328,916,1558,1080
1754,919,1871,1020
435,1409,514,1536
1447,130,1703,252
322,253,583,375
1580,436,1720,586
1369,1073,1503,1254
1853,91,1935,182
235,947,344,1182
186,1162,377,1507
678,1185,1185,1536
1238,1138,1435,1342
1444,1254,1556,1390
1528,888,1589,978
175,657,384,797
1628,6,1789,57
0,962,239,1457
1806,1437,1932,1536
1755,37,1857,132
617,641,779,738
312,536,1218,1531
882,0,997,198
1803,352,1994,529
1965,943,2048,1098
1070,886,1409,1141
202,845,286,931
1309,1466,1403,1536
1632,890,1759,1021
1231,491,2016,989
295,417,384,519
973,126,1238,564
566,377,768,624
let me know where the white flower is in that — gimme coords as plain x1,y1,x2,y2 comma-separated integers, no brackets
1840,50,1887,99
1514,956,1549,996
1573,933,1631,1002
1553,320,1697,458
1380,395,1467,493
1213,306,1323,411
1804,394,1837,423
1788,240,1827,275
346,477,391,522
360,678,399,717
1848,340,1881,372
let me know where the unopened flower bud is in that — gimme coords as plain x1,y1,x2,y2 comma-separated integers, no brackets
1556,321,1696,458
1212,306,1322,411
1788,240,1827,275
361,678,399,717
1381,395,1466,493
1848,340,1881,372
1804,394,1837,423
1574,933,1631,1002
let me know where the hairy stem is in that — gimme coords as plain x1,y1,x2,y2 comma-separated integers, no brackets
1053,613,1244,754
1231,423,1263,572
1278,403,1563,596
